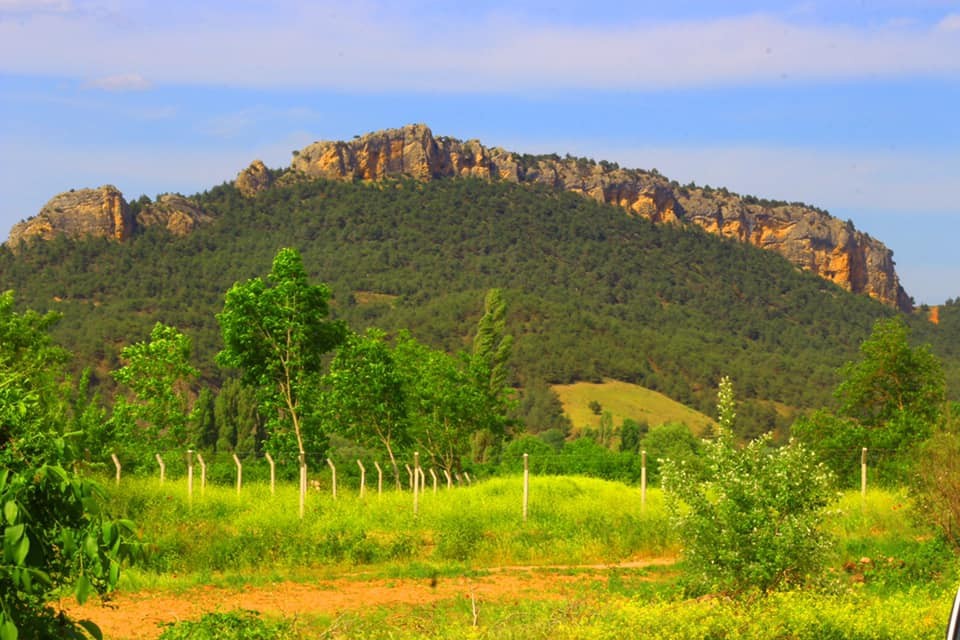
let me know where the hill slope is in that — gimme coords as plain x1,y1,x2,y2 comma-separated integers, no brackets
4,173,939,427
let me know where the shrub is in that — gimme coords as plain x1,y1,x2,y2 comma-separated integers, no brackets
663,377,836,593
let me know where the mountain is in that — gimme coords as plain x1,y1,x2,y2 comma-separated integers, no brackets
8,124,909,311
2,126,955,436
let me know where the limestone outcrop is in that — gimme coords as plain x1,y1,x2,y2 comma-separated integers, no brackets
6,187,212,248
136,194,214,236
235,160,273,198
288,124,908,309
7,185,134,248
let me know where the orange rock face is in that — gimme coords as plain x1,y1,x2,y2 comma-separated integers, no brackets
288,124,909,310
7,185,134,248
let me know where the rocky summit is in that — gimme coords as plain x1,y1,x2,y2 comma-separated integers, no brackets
286,124,909,310
5,124,910,310
7,188,212,249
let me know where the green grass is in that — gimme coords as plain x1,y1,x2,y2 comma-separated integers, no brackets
106,474,675,583
552,378,715,435
108,477,960,638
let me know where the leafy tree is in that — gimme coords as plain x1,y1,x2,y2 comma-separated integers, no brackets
323,328,409,486
639,422,703,485
216,248,346,463
0,290,69,464
795,317,946,485
0,291,139,639
112,322,199,461
394,332,494,475
836,317,944,428
213,378,263,456
513,380,572,436
663,378,835,594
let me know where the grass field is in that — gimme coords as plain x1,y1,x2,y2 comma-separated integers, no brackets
552,378,715,435
77,474,960,639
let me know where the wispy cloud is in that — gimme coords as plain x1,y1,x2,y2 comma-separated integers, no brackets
84,72,150,92
937,13,960,31
0,0,72,14
1,5,958,91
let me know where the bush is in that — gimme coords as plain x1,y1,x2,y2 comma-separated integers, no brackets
159,610,292,640
663,378,836,594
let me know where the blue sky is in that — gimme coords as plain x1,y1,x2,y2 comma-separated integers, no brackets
1,1,958,304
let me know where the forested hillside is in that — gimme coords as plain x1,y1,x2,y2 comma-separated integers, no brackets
1,176,956,430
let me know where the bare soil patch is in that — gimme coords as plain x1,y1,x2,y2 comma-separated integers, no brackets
67,558,674,639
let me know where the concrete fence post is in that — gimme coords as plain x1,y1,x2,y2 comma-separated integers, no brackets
327,458,337,500
357,460,366,499
186,449,194,505
299,453,307,519
196,453,207,495
522,453,529,522
111,453,121,486
413,452,420,516
232,453,242,495
265,452,276,496
641,450,647,514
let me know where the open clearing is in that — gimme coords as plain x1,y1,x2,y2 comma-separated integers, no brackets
67,558,675,639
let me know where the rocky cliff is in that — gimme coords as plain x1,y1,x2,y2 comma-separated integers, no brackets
7,187,211,248
286,124,909,310
8,185,134,247
5,124,909,310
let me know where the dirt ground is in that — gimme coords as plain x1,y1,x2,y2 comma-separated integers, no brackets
66,558,674,639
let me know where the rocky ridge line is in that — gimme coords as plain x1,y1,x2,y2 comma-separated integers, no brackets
275,124,909,310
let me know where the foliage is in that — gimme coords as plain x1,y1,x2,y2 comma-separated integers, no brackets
106,474,672,574
323,328,410,486
913,424,960,549
1,464,139,640
216,248,346,462
392,332,498,474
111,322,199,463
835,317,945,428
159,610,292,640
795,317,946,486
5,177,944,422
663,379,836,594
0,289,70,465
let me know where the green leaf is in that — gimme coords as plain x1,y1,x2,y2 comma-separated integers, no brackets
75,574,92,605
2,501,17,525
83,533,99,560
4,523,24,550
77,619,103,640
0,619,18,640
12,534,28,566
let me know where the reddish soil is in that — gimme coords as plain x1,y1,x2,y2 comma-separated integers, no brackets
66,558,674,639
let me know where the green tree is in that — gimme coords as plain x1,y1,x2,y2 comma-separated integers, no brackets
216,248,346,463
0,290,69,464
395,332,493,475
213,378,263,456
795,317,946,485
0,291,139,639
836,317,944,428
111,322,199,459
663,379,835,594
323,328,409,486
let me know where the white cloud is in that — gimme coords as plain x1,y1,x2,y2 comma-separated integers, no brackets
84,72,151,92
0,0,71,13
937,13,960,31
0,6,958,91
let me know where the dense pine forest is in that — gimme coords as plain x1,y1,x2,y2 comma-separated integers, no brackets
1,175,958,434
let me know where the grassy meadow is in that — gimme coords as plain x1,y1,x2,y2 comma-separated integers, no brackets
552,379,715,435
95,473,960,639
